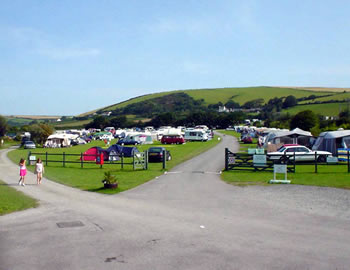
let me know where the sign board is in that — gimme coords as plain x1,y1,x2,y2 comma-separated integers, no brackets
253,154,266,165
255,148,265,155
228,156,235,165
327,156,338,163
274,164,287,174
272,164,288,181
29,155,36,161
248,148,256,155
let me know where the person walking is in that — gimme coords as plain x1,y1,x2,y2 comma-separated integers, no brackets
35,158,44,185
18,158,27,186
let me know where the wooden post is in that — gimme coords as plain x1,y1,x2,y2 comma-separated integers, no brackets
225,148,228,171
28,151,31,164
121,153,124,169
145,150,148,170
133,152,135,170
293,151,296,173
81,153,83,168
315,151,318,173
162,150,166,169
348,150,350,173
63,152,65,167
46,152,48,166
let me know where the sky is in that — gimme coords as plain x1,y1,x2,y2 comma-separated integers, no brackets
1,0,350,116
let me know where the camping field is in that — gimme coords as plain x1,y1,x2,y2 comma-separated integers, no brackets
7,137,221,194
219,130,350,189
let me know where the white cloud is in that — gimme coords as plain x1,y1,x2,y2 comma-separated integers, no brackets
38,48,101,59
2,26,101,60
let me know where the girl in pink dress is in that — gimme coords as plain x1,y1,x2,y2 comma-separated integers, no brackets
19,158,27,186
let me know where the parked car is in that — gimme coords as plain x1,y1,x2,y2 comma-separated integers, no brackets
70,138,87,146
241,135,253,144
117,137,141,145
161,135,185,144
23,141,36,149
148,147,172,162
268,145,332,162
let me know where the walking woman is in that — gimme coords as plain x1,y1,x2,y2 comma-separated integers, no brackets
35,158,44,184
18,158,27,186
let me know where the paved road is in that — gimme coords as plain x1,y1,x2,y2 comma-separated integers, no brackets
1,135,350,270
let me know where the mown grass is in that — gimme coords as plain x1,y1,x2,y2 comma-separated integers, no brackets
0,180,38,215
7,137,221,194
219,131,350,189
0,140,19,149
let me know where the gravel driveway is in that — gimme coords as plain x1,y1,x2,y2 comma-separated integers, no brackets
1,134,350,270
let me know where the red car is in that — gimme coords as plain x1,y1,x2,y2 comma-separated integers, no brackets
161,135,185,144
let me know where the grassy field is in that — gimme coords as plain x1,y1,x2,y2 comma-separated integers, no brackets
219,130,350,189
7,137,221,194
53,119,92,128
298,92,350,104
283,102,347,116
0,180,38,215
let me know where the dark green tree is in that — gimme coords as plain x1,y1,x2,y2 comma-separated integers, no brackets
0,115,8,137
282,95,297,108
290,110,318,131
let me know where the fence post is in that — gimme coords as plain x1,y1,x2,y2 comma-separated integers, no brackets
46,152,48,166
293,151,296,172
315,151,318,173
225,148,228,171
63,152,65,167
162,150,166,169
348,150,350,173
28,151,31,163
121,153,124,169
133,153,135,170
145,150,148,170
81,153,83,168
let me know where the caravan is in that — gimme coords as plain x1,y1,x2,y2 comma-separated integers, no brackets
184,129,208,142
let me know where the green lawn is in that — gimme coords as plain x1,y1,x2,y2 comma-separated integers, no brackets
0,180,38,215
219,131,350,189
7,137,221,194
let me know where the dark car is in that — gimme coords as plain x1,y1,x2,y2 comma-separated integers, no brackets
241,135,253,144
148,147,171,162
161,135,185,144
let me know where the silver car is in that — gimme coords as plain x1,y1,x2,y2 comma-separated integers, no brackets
24,141,36,149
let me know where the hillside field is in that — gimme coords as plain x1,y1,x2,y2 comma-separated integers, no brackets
284,102,348,116
85,86,335,116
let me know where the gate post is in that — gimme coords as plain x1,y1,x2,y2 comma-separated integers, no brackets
348,150,350,173
315,151,318,173
162,150,166,169
225,148,228,171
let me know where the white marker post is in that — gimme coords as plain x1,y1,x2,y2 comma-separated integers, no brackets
269,164,291,184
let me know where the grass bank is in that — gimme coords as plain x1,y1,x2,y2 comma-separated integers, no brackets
0,180,38,215
7,137,221,194
219,130,350,189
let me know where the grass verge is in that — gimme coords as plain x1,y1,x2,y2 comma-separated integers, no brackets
7,137,221,194
0,180,38,215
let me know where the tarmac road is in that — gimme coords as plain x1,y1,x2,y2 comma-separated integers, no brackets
1,134,350,270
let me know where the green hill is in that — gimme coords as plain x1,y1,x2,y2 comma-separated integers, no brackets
79,86,335,116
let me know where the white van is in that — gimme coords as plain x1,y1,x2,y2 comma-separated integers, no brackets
184,129,208,142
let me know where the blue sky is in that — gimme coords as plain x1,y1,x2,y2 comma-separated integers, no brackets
1,0,349,115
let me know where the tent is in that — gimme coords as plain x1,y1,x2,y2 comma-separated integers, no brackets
107,144,139,158
265,128,314,152
312,130,350,156
82,147,109,161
